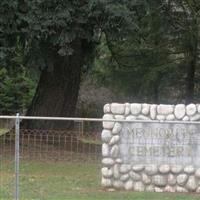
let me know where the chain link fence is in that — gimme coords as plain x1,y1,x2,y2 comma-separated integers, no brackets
0,118,15,200
0,116,103,200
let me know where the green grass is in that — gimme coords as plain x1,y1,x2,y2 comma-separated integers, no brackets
0,128,9,136
0,160,200,200
78,136,102,145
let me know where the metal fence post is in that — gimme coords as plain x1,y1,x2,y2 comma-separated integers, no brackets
15,113,20,200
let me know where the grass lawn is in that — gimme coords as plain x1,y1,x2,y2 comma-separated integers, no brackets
0,129,9,136
0,159,200,200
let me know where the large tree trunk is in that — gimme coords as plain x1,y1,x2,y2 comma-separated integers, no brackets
185,25,198,104
23,40,86,129
185,53,196,104
152,73,162,104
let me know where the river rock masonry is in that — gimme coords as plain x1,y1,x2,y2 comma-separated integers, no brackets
101,103,200,193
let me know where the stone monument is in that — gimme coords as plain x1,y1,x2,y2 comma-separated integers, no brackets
101,103,200,193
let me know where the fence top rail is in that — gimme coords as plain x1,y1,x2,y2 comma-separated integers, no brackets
1,115,200,125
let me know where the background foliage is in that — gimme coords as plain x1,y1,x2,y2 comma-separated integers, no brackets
1,0,200,116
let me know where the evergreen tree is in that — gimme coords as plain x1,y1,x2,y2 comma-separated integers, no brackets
0,0,132,129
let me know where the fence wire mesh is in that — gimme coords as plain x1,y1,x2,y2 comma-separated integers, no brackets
0,118,102,200
0,119,15,200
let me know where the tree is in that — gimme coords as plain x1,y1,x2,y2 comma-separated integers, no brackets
0,0,132,129
93,1,178,103
165,0,200,103
0,42,37,115
93,0,200,104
